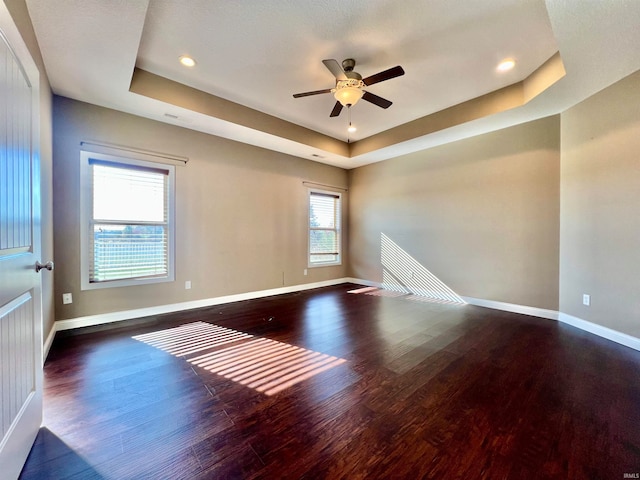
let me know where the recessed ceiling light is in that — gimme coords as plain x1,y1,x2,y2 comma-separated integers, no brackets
497,59,516,72
179,55,196,67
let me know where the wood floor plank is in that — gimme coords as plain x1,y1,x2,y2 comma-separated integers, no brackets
20,283,640,479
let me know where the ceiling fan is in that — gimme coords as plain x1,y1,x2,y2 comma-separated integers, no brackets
293,58,405,117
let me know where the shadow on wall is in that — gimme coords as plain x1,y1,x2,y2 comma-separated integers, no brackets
381,233,465,305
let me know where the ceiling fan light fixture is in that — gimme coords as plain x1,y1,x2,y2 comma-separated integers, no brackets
334,86,364,107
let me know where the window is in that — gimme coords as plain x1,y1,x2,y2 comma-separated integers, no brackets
80,151,175,289
308,189,342,266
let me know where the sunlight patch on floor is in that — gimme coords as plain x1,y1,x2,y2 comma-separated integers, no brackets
347,286,378,294
133,321,346,396
362,288,407,298
404,294,465,305
349,287,464,305
132,322,252,356
190,338,346,396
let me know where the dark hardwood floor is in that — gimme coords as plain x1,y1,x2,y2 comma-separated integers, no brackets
21,283,640,479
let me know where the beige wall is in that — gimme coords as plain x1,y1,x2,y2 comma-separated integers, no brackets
40,33,640,340
559,70,640,337
53,96,348,320
5,0,55,341
348,116,561,310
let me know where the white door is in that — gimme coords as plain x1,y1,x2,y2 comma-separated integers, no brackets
0,3,44,479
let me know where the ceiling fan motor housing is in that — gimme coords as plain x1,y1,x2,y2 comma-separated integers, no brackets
342,59,362,80
342,58,356,72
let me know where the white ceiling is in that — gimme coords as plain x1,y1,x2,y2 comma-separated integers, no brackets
25,0,640,168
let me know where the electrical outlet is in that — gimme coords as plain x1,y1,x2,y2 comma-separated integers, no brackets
62,293,72,305
583,294,590,306
185,281,192,290
303,269,308,276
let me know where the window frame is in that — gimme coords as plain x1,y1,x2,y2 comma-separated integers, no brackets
307,188,342,268
80,150,176,290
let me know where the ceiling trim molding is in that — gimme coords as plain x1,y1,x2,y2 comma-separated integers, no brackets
129,68,349,157
130,53,564,160
350,52,565,157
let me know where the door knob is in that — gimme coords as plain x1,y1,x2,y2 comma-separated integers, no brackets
35,260,54,272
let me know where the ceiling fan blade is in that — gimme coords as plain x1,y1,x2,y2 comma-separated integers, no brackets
362,65,405,86
293,88,332,98
322,59,347,80
362,91,393,109
330,101,344,117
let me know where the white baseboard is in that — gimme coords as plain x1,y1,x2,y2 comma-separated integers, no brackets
348,277,639,352
43,325,56,365
558,313,640,352
348,278,557,319
51,277,640,357
347,278,558,319
55,278,352,332
461,296,559,321
344,277,380,288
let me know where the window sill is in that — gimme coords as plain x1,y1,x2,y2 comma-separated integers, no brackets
307,262,342,269
80,275,174,291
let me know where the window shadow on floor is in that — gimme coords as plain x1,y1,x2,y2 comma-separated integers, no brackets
20,427,105,480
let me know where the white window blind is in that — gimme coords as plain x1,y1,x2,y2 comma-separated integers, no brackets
85,156,173,286
309,190,341,266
